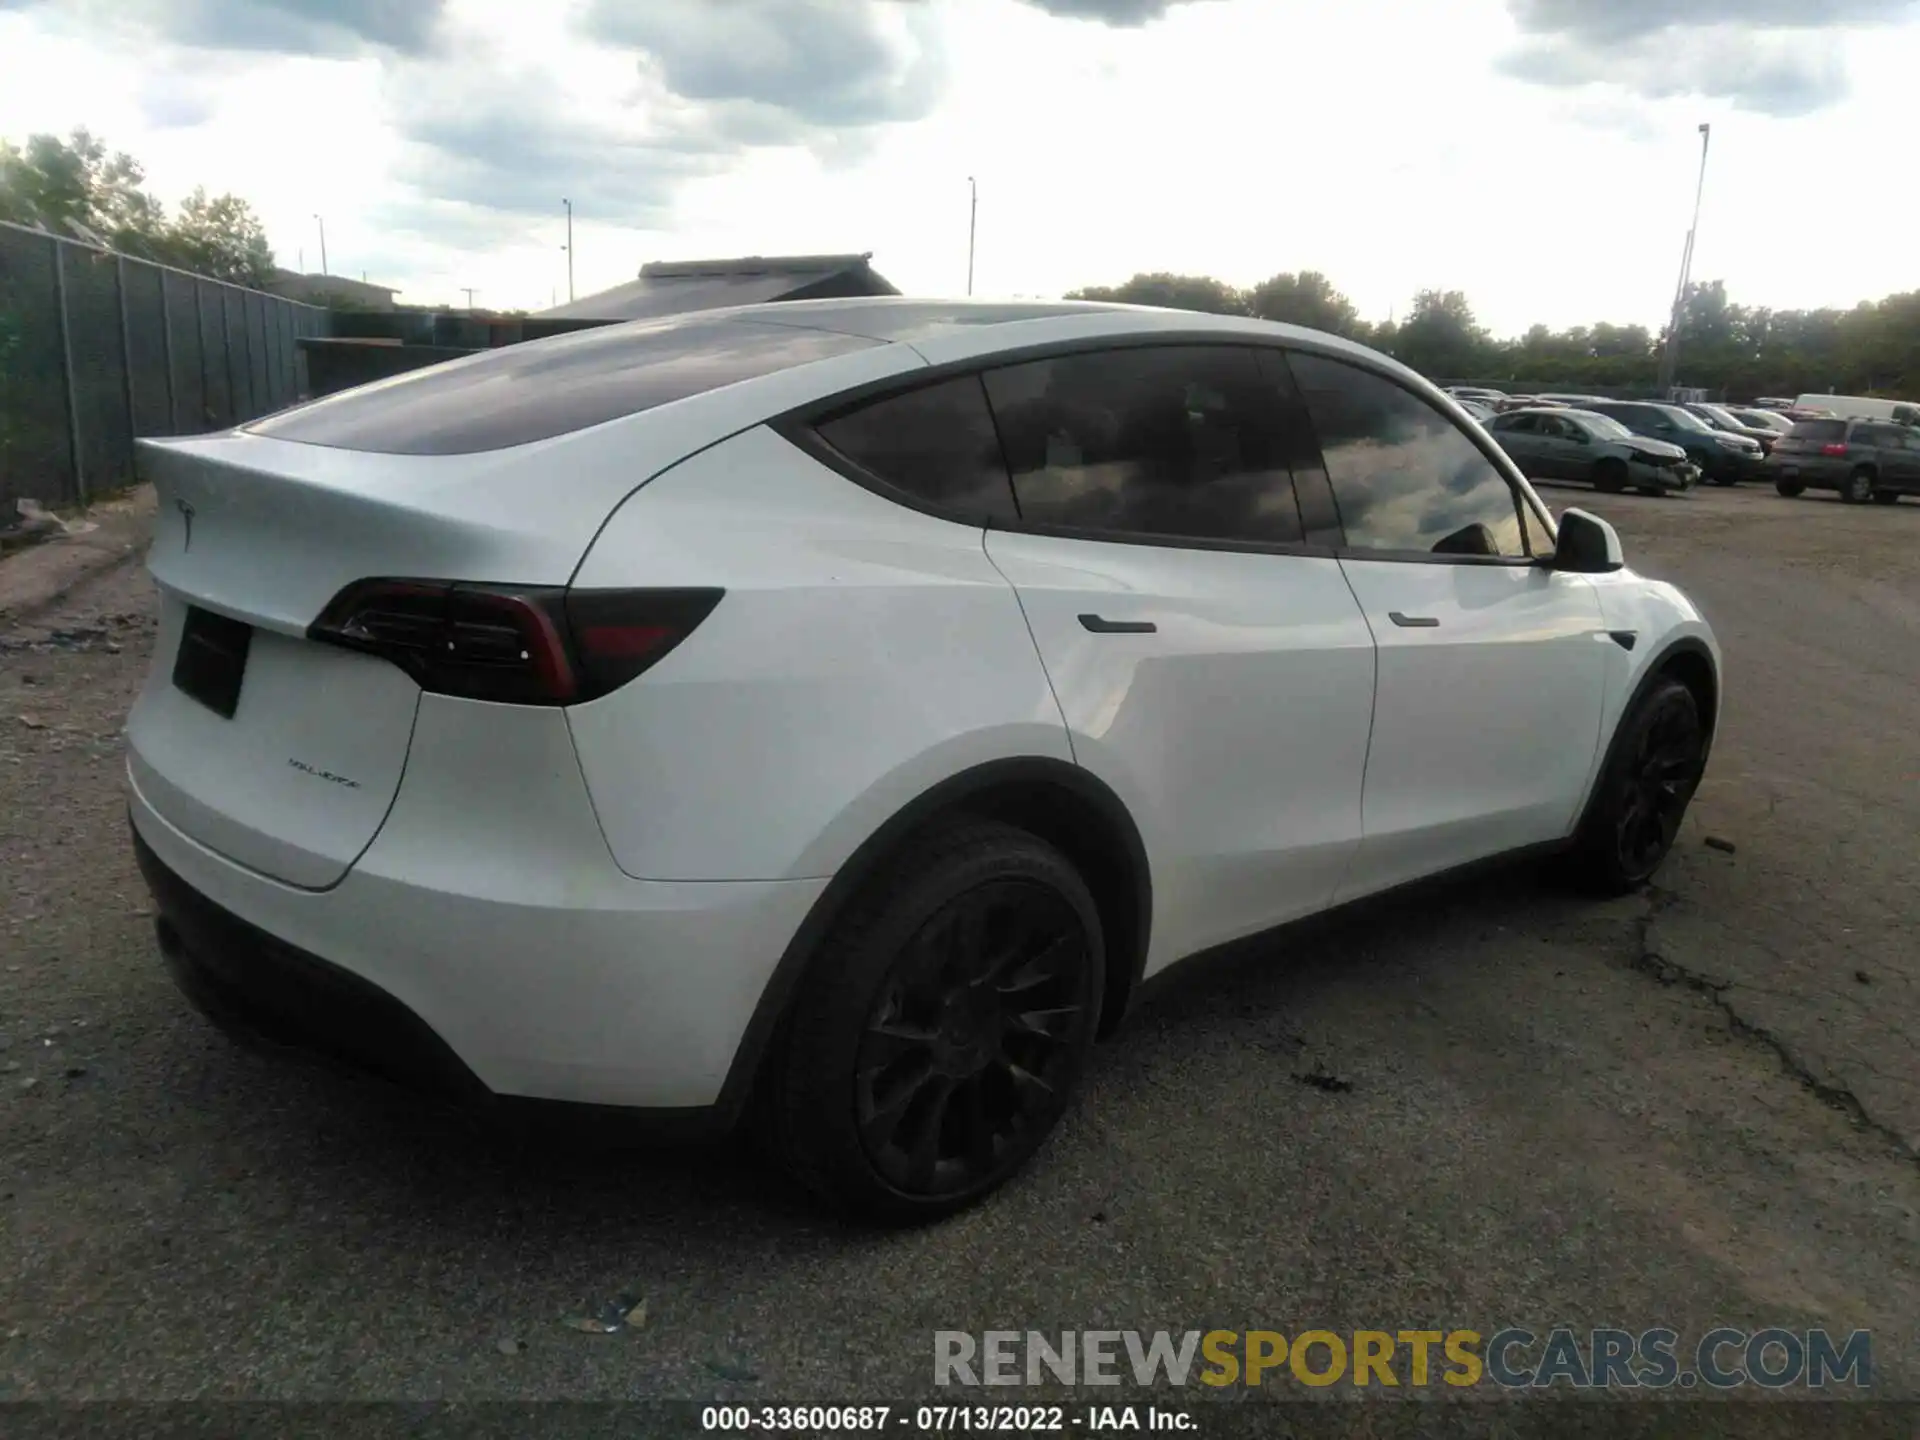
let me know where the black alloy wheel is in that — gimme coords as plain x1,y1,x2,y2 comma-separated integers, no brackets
854,880,1091,1198
1612,687,1706,883
762,820,1104,1224
1566,677,1707,895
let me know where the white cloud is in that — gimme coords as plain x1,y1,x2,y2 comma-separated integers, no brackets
3,0,1918,327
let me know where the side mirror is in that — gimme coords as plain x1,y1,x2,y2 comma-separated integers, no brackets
1551,508,1625,574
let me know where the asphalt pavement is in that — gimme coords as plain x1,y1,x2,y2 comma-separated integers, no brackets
1,481,1915,1414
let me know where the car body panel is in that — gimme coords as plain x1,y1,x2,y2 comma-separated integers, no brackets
1332,560,1611,902
982,533,1378,972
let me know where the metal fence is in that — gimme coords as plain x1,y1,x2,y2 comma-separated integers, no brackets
0,220,327,513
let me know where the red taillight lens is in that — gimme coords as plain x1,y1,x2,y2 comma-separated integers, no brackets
1820,443,1849,457
309,580,722,705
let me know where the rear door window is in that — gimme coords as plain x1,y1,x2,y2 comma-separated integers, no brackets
981,345,1309,547
813,375,1018,521
247,316,884,455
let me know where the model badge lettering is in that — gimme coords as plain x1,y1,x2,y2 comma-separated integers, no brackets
287,757,360,789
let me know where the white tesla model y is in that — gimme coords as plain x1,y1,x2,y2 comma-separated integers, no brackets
127,299,1720,1222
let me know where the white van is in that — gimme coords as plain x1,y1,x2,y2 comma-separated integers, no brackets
1793,394,1920,425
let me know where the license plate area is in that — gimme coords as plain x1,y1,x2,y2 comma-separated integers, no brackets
172,605,253,719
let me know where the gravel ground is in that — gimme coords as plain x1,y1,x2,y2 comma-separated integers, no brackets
1,482,1916,1415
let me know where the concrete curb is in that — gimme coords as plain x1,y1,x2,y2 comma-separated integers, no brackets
0,486,155,626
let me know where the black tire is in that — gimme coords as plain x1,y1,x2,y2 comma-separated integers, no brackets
1774,478,1806,497
1872,489,1901,505
761,819,1105,1225
1841,467,1876,504
1593,459,1627,494
1564,677,1708,896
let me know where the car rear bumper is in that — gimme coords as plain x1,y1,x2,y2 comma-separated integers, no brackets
128,766,826,1118
1766,457,1849,489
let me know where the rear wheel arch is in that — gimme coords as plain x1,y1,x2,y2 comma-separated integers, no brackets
718,757,1152,1125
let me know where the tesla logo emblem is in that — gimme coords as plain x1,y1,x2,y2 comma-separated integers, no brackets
176,499,196,552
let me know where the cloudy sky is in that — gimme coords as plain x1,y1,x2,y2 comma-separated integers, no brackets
2,0,1915,334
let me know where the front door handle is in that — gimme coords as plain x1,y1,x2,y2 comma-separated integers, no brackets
1079,614,1157,634
1388,611,1440,628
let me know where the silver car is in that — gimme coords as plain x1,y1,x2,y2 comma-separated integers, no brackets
1486,407,1699,495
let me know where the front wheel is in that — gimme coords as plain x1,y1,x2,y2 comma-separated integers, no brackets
1564,677,1707,896
1775,478,1806,497
1593,459,1627,494
762,820,1104,1225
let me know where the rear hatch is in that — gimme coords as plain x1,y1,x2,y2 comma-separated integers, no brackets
1770,419,1848,463
129,432,624,888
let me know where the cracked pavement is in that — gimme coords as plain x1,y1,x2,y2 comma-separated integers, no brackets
0,482,1916,1404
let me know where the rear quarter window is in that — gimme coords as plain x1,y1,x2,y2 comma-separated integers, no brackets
812,375,1018,521
247,316,883,455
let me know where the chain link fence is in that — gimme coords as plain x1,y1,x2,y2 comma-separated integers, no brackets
0,220,327,514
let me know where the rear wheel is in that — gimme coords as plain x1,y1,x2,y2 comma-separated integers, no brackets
1565,677,1707,896
1593,459,1627,494
1774,478,1806,497
763,820,1104,1225
1842,467,1877,504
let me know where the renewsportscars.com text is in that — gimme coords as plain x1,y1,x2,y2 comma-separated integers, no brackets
933,1328,1872,1391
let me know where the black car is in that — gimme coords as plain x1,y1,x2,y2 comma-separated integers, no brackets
1765,418,1920,504
1581,400,1766,486
1680,402,1784,456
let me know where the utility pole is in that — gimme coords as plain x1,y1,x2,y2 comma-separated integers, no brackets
1657,122,1712,397
313,215,328,276
563,198,575,303
966,177,977,297
462,288,479,311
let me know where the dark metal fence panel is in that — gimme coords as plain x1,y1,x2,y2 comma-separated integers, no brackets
164,268,206,433
0,225,76,512
196,278,233,429
1,222,324,508
61,243,135,500
122,259,172,438
245,292,271,418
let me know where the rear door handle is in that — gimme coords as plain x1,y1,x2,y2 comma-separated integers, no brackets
1079,614,1157,634
1388,612,1440,628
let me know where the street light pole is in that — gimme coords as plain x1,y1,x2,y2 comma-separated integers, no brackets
967,177,977,297
1657,123,1712,396
313,214,328,276
563,198,575,303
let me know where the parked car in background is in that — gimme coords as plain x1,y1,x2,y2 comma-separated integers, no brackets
1752,397,1796,412
1495,395,1567,413
1726,407,1793,436
1487,407,1697,495
1446,386,1506,408
1792,394,1920,426
1766,417,1920,503
1533,392,1611,408
1580,400,1764,486
1458,398,1497,422
1679,402,1783,455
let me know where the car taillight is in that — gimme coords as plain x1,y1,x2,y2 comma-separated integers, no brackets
1820,443,1849,457
309,579,722,705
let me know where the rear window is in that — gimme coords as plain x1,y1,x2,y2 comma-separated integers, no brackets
247,316,883,455
1788,419,1847,444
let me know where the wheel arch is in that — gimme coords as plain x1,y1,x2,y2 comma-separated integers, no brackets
713,756,1153,1126
1575,635,1720,833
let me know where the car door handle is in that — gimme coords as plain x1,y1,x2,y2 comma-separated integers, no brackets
1078,614,1157,634
1388,611,1440,628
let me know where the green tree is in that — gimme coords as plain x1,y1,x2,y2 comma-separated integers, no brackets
1067,272,1248,315
0,128,167,253
1245,270,1362,337
162,187,275,287
1392,289,1491,378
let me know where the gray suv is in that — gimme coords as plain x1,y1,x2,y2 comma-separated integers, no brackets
1767,418,1920,504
